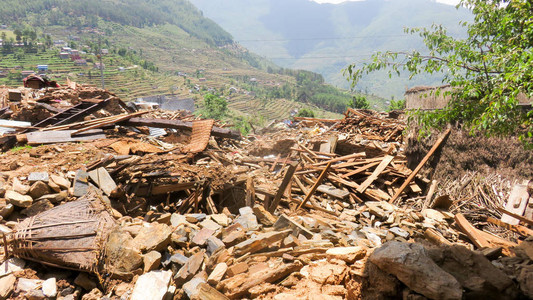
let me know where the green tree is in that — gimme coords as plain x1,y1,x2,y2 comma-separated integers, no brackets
389,99,406,111
348,95,370,109
202,93,228,120
296,108,315,118
345,0,533,144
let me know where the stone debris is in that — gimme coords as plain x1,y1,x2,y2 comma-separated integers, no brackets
0,84,530,299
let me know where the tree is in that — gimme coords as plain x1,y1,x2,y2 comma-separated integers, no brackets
296,108,315,118
202,93,228,120
345,0,533,144
349,95,370,109
389,99,406,111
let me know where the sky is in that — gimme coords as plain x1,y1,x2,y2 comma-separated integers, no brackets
312,0,460,5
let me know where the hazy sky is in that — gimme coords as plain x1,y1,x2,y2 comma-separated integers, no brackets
312,0,460,5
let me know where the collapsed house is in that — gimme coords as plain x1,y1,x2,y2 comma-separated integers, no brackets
0,82,531,300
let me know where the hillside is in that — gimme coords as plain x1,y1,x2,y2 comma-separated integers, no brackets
189,0,473,99
0,0,374,126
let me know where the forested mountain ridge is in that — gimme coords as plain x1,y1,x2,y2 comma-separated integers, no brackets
189,0,473,99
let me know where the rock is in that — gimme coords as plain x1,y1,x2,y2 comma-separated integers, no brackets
0,257,25,277
104,229,143,276
0,203,13,219
234,230,291,256
37,191,67,204
227,262,248,277
170,214,189,227
12,177,29,195
253,205,277,226
81,288,103,300
26,289,46,300
21,199,54,216
28,172,49,183
516,239,533,261
206,236,225,255
73,170,90,197
5,190,33,207
175,250,205,285
274,214,314,239
422,209,446,223
234,207,258,230
389,227,409,239
192,228,215,246
47,178,61,192
518,265,533,299
363,261,401,299
370,241,462,300
170,253,189,266
133,222,172,252
326,246,367,263
0,274,16,299
114,282,131,297
28,181,51,199
42,278,57,298
74,273,97,291
210,214,230,227
50,175,70,190
130,270,172,300
88,167,117,196
200,218,222,231
207,263,228,285
183,278,206,299
428,244,518,299
222,223,246,246
16,278,42,293
185,213,206,223
143,251,162,273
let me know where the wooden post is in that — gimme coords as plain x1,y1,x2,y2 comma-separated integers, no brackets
268,163,298,213
389,128,451,203
297,162,332,210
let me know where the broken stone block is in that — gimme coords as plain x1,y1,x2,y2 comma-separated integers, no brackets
274,214,313,239
234,230,291,256
0,203,14,219
16,278,42,293
47,179,61,193
185,213,206,223
389,227,409,239
88,167,117,196
227,262,248,277
207,263,228,285
12,177,29,195
133,223,172,252
234,207,258,230
26,289,46,300
170,214,189,227
370,241,462,300
200,218,222,231
0,274,16,299
175,250,205,286
5,190,33,207
0,257,25,277
21,199,53,217
74,273,97,291
222,223,246,246
253,205,277,226
183,278,206,299
325,246,367,263
170,253,189,266
143,251,162,273
73,170,90,197
210,213,230,227
50,175,70,190
42,277,57,298
28,172,49,184
37,191,67,204
191,228,215,246
518,265,533,299
28,181,51,199
104,229,143,276
206,236,225,256
81,288,103,300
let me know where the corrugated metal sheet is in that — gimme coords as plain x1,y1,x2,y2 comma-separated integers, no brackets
148,127,167,137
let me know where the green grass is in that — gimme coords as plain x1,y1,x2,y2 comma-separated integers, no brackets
11,145,32,152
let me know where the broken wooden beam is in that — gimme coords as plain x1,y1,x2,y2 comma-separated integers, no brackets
454,213,490,249
486,217,533,237
297,162,332,210
268,163,298,213
357,155,394,193
390,128,451,203
120,118,241,140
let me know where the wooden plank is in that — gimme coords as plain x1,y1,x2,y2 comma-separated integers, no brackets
496,206,533,227
317,184,349,200
88,167,117,196
311,152,365,167
121,118,241,140
268,163,298,213
390,128,451,203
26,129,105,145
487,217,533,237
454,213,490,249
501,183,530,225
136,181,198,196
245,177,255,207
297,162,332,210
357,155,394,193
340,161,380,178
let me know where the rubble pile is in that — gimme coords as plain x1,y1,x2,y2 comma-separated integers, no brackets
0,84,531,300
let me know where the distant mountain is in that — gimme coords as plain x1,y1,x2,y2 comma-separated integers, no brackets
189,0,473,99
